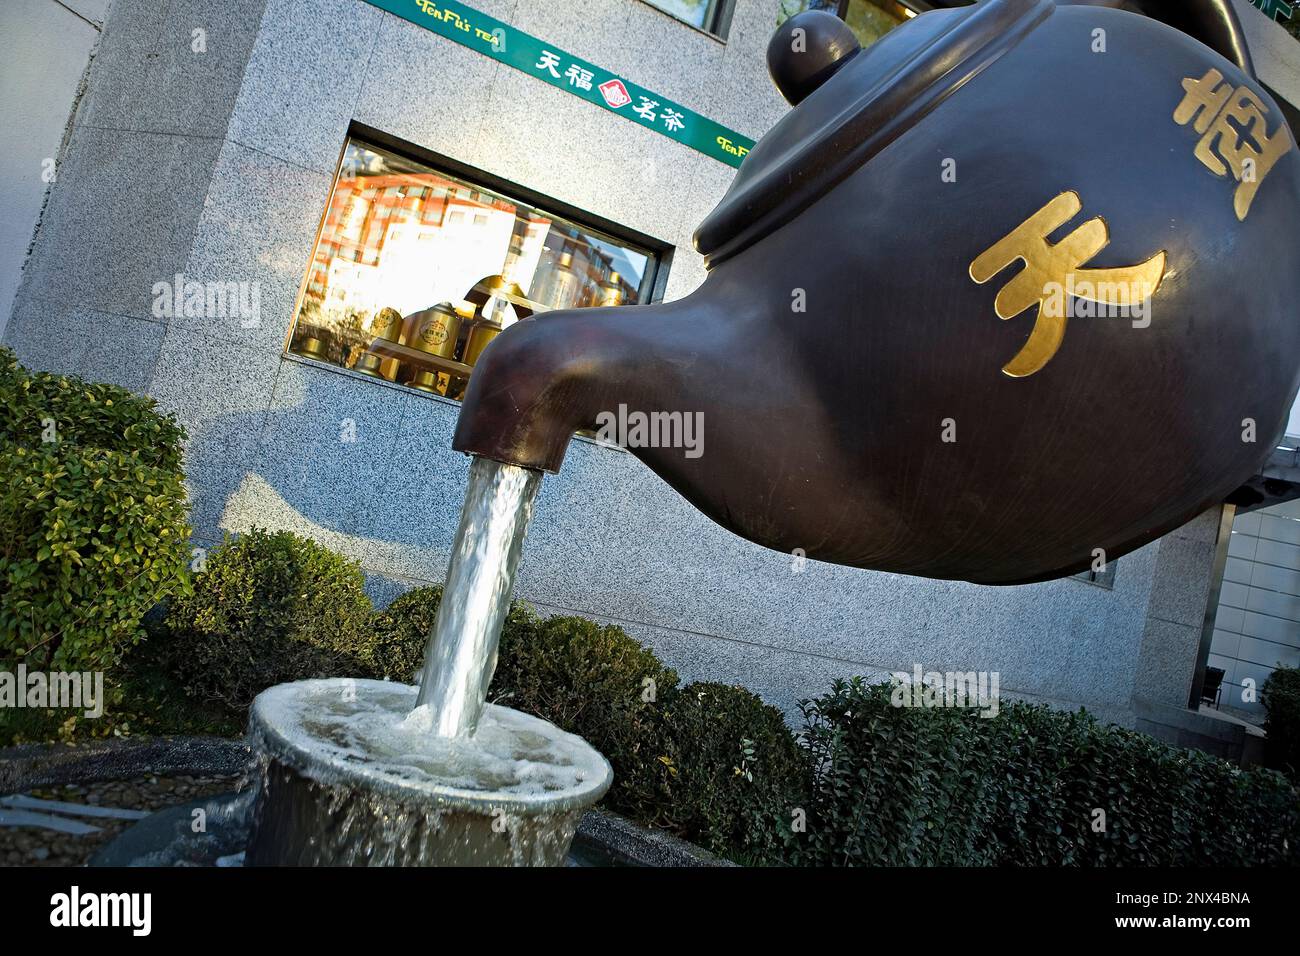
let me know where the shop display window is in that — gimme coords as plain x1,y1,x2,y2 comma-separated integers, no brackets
288,138,662,400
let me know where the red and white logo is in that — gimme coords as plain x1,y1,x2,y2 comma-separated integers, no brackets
598,79,632,109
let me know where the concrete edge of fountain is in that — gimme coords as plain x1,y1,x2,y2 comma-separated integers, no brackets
2,733,731,867
574,809,738,868
248,678,614,817
84,792,736,867
0,734,252,793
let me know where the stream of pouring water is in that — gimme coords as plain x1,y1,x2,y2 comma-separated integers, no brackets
416,456,543,737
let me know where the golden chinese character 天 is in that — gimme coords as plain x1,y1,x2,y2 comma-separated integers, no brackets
969,192,1167,378
1173,68,1296,221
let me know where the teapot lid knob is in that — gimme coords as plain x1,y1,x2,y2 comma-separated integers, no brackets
767,10,862,107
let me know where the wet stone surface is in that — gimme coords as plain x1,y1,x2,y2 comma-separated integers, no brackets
0,774,243,867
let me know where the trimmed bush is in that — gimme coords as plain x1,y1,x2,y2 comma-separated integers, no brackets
0,348,191,673
367,585,443,682
0,349,185,473
491,614,679,824
793,677,1002,866
789,678,1300,867
155,529,373,711
658,682,809,861
366,585,546,684
1263,666,1300,782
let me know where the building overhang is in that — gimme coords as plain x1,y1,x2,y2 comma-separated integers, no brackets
1226,441,1300,513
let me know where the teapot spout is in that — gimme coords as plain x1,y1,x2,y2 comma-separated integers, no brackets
451,299,691,473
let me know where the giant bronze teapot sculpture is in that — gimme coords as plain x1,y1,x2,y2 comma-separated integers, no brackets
453,0,1300,585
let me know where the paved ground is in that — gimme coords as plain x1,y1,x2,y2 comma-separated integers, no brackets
0,774,240,866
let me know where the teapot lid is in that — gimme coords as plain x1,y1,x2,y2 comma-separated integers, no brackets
694,0,1054,268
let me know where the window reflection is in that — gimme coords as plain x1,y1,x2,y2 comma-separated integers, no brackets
289,140,658,400
777,0,915,49
643,0,729,34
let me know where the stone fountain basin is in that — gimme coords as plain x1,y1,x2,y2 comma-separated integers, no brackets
245,679,613,866
4,699,732,867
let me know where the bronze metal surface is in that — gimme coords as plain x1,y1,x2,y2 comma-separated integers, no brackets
448,0,1300,585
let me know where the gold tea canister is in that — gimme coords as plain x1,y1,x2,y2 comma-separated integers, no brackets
464,313,503,366
293,334,326,358
598,271,624,308
410,302,462,360
371,307,403,345
370,306,405,379
372,307,402,341
409,369,450,394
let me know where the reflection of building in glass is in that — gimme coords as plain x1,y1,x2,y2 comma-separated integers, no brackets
777,0,913,49
530,225,641,311
305,169,524,327
297,143,650,364
643,0,729,33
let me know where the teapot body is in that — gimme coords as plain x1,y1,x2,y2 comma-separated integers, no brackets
454,2,1300,585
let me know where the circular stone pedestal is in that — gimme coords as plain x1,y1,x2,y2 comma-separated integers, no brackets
244,679,613,867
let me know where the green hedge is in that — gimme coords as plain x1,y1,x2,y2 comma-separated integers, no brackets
1263,666,1300,783
132,531,1300,866
0,348,191,674
367,584,443,682
491,613,681,825
154,529,373,711
788,678,1300,866
378,598,809,855
658,682,808,861
0,348,185,473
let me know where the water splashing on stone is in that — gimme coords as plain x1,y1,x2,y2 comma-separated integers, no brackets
244,680,610,866
241,457,612,865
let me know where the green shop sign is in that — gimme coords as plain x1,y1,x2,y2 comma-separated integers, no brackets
361,0,755,167
1249,0,1294,23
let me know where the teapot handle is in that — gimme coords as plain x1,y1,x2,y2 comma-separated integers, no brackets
928,0,1254,76
1120,0,1254,75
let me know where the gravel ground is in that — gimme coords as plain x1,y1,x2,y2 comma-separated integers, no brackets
0,774,242,867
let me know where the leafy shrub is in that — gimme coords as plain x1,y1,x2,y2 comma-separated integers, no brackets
789,678,1300,867
658,682,808,861
492,614,679,823
1263,666,1300,782
366,586,549,686
154,529,373,711
0,348,185,472
367,585,443,682
792,677,1000,866
0,348,191,673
